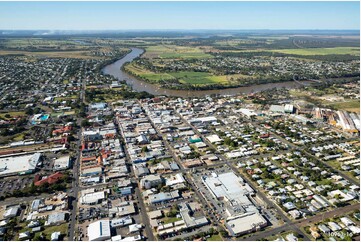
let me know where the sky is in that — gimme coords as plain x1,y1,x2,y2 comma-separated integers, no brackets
0,1,359,30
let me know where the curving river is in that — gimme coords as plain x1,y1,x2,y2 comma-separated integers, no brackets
102,47,312,98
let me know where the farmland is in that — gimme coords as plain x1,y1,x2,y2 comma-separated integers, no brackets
0,50,101,59
270,47,360,56
143,45,212,59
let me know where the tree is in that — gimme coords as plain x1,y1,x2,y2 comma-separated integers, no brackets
81,120,91,127
219,229,228,237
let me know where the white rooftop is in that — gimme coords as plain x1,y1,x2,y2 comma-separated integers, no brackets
0,153,41,176
88,220,111,241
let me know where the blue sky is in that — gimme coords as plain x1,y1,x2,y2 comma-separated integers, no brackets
0,1,359,30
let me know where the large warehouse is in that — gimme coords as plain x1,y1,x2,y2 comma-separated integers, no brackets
0,153,41,177
202,171,267,236
87,220,111,241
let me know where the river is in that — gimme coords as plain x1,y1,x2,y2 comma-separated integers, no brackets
102,47,312,98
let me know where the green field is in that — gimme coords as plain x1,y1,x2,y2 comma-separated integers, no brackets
272,47,360,56
171,71,230,85
144,45,212,59
0,111,26,119
207,234,222,241
328,100,360,113
163,216,182,224
230,47,360,56
125,63,176,82
126,63,234,85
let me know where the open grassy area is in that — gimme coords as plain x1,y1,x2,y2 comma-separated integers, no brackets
0,50,102,59
125,63,176,82
207,234,222,241
126,63,235,85
229,47,360,56
35,223,68,240
54,95,78,101
163,216,182,224
0,111,26,119
327,100,360,113
272,47,360,56
171,71,230,85
144,45,212,59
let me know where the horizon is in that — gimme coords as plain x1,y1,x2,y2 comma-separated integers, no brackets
0,1,359,30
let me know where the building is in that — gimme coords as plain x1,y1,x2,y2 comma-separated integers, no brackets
206,134,223,143
111,217,133,228
89,103,107,111
165,173,185,187
51,231,61,241
149,190,180,204
269,105,285,113
225,212,268,237
88,220,111,241
3,206,19,219
45,212,67,226
189,116,217,124
53,156,71,171
81,191,106,205
202,171,267,236
284,104,294,113
35,172,63,186
140,175,163,189
0,153,41,177
81,166,103,177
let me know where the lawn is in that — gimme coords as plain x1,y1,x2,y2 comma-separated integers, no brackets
163,216,182,224
54,95,78,101
144,45,212,59
34,223,68,240
207,234,222,241
328,100,360,113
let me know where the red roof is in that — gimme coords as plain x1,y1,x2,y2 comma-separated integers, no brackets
34,172,63,186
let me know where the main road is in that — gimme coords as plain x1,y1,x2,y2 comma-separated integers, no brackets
244,203,360,241
69,76,86,241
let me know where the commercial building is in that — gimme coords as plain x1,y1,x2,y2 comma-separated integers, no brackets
88,220,111,241
81,191,106,205
149,190,180,204
202,171,267,236
53,156,70,171
225,212,268,236
0,153,41,177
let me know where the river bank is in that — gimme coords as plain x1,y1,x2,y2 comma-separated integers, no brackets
102,47,316,98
